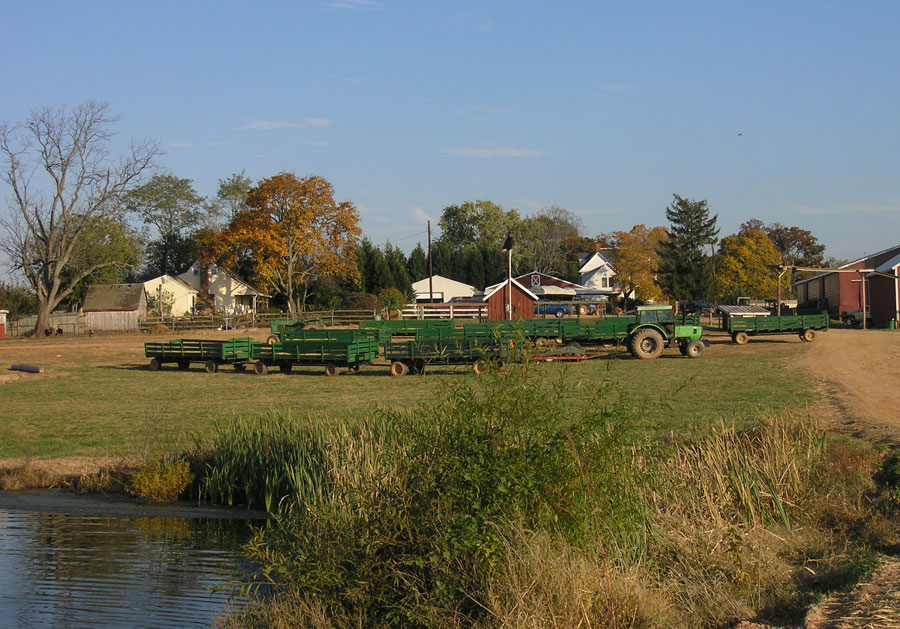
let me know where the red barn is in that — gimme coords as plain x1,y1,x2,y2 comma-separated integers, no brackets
796,245,900,322
483,279,537,321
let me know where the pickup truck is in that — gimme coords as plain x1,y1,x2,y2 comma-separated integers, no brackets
841,310,870,326
534,302,569,318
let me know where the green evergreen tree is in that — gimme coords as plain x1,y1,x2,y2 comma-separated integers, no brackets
406,243,428,283
384,243,412,297
657,194,719,301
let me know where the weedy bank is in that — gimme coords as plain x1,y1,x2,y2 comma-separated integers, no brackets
173,360,900,628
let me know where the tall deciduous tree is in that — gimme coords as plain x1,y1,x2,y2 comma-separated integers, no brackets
739,219,825,268
0,101,158,336
124,174,207,277
438,200,521,250
658,194,719,301
517,206,584,275
716,229,781,299
216,171,253,221
208,173,360,313
608,225,668,304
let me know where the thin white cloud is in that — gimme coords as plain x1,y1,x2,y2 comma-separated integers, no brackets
445,147,543,158
234,119,331,131
411,206,432,223
319,0,382,10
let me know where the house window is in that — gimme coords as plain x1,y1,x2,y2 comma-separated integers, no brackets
193,268,199,276
601,277,609,288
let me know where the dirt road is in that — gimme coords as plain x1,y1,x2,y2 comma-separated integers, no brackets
790,328,900,446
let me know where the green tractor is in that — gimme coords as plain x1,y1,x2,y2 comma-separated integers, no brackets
627,305,706,359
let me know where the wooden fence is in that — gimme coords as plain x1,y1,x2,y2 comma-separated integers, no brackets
399,303,488,320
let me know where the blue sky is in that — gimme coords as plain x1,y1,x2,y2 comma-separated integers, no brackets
1,0,898,269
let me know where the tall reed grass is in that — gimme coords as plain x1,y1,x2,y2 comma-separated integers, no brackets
215,364,900,628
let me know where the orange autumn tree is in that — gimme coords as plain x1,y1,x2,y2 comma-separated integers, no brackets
208,173,361,313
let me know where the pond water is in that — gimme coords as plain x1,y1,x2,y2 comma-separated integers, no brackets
0,490,266,628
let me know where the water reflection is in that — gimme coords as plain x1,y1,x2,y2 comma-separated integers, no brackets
0,491,262,628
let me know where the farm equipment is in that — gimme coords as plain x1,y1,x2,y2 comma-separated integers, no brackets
144,338,255,372
385,337,516,376
252,336,381,376
626,305,705,359
266,317,323,344
727,313,829,344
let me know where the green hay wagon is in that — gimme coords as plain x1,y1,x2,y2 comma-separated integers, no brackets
727,313,829,344
144,338,255,373
385,337,514,376
251,336,381,376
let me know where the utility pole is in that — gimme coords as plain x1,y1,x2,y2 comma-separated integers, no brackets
427,220,434,304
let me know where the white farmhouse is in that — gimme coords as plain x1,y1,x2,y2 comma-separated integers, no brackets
143,274,198,316
577,249,619,298
178,260,269,314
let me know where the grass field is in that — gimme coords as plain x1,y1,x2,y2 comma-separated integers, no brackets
0,327,816,460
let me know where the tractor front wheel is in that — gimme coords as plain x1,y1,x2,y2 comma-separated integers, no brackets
685,340,705,358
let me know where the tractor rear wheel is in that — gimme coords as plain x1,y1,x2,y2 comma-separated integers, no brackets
685,340,705,358
630,328,664,359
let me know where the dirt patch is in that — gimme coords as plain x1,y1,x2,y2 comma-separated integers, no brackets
804,556,900,628
788,329,900,446
0,373,20,384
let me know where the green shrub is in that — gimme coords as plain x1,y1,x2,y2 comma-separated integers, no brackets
128,458,194,502
239,363,652,626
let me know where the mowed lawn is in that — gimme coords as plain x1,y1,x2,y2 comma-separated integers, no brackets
0,328,817,460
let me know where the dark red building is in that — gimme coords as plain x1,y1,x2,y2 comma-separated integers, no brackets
483,279,537,321
796,245,900,326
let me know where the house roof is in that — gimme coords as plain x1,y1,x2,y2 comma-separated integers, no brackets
577,250,616,274
872,253,900,275
144,274,198,293
182,260,270,297
82,284,146,311
411,275,476,292
483,278,539,301
796,244,900,285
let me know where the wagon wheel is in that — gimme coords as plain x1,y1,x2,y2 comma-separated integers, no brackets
801,329,816,342
685,340,705,358
554,309,565,318
578,304,587,315
254,361,268,376
472,359,487,376
348,364,362,374
733,331,749,345
390,361,408,377
279,363,293,374
266,334,279,345
149,358,161,372
205,359,219,374
324,363,338,377
177,360,190,370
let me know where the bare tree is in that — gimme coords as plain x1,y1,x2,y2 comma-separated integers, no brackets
0,101,158,336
